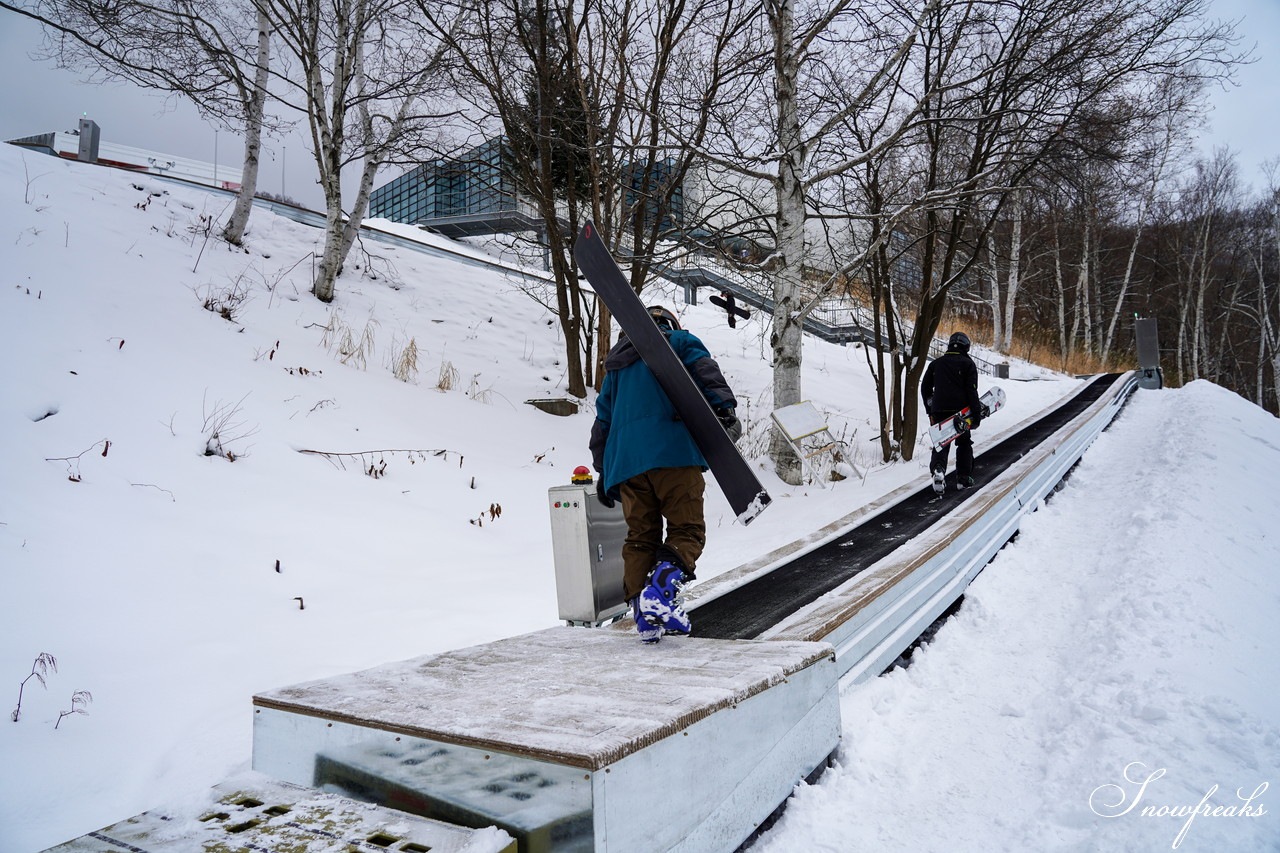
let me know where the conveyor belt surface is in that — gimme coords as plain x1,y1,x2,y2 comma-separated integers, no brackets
691,373,1124,640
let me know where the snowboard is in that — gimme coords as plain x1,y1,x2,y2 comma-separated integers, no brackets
709,293,750,326
574,222,772,525
928,387,1006,452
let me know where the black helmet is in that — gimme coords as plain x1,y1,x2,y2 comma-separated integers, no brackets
947,332,971,353
648,305,681,332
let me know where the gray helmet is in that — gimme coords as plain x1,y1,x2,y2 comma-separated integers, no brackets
948,332,971,353
647,305,681,332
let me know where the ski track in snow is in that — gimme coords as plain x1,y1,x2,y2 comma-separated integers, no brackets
755,381,1280,853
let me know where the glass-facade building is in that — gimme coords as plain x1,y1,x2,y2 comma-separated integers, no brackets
370,138,686,233
369,138,517,225
625,158,684,233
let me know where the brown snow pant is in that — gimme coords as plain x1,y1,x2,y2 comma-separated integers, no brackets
619,466,706,601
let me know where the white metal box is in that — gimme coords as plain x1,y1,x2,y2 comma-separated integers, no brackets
548,482,627,625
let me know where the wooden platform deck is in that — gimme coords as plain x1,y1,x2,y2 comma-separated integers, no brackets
252,626,840,853
254,626,833,770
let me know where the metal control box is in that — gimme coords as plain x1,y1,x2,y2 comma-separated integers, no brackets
548,482,628,625
1136,317,1163,389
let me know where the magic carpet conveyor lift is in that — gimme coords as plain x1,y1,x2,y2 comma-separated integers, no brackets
689,372,1132,644
681,372,1139,687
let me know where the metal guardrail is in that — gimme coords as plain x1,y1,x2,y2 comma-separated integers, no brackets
147,169,998,369
258,191,998,373
141,172,554,287
662,254,872,345
668,251,999,373
249,197,555,286
927,336,999,375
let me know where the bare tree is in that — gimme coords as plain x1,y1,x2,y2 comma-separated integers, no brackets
1097,101,1185,368
1161,149,1238,381
692,0,938,481
420,0,757,398
257,0,458,302
2,0,279,244
844,0,1239,461
417,0,598,396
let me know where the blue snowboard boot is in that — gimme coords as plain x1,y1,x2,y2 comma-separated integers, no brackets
631,597,662,643
638,562,691,635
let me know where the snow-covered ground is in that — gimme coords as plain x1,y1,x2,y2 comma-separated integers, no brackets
755,379,1280,852
0,143,1275,852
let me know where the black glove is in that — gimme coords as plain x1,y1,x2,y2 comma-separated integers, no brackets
970,405,985,431
596,485,615,509
718,408,743,442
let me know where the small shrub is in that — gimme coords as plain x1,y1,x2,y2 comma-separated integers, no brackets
12,653,56,722
466,373,491,402
54,690,93,730
202,392,258,461
197,275,252,322
391,337,419,383
45,440,110,482
436,359,459,391
321,310,378,370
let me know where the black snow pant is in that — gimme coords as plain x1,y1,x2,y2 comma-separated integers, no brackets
929,410,974,478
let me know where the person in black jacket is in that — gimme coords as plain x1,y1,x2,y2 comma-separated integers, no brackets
921,332,982,494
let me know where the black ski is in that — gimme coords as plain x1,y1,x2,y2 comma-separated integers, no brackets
574,222,772,525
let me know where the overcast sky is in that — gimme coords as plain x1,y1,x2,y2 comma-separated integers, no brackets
1,0,1276,212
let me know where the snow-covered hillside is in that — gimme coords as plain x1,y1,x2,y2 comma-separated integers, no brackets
1,143,1275,853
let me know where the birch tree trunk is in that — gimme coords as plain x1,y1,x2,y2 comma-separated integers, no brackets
1272,349,1280,415
1191,211,1213,380
1054,224,1069,365
987,232,1003,350
222,9,271,245
1001,197,1023,353
1256,262,1268,406
1271,205,1280,410
1068,225,1089,364
1079,223,1093,354
767,0,805,485
1101,219,1144,368
1176,264,1191,383
221,9,271,244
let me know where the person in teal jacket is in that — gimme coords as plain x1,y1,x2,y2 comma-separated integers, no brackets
590,306,740,642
